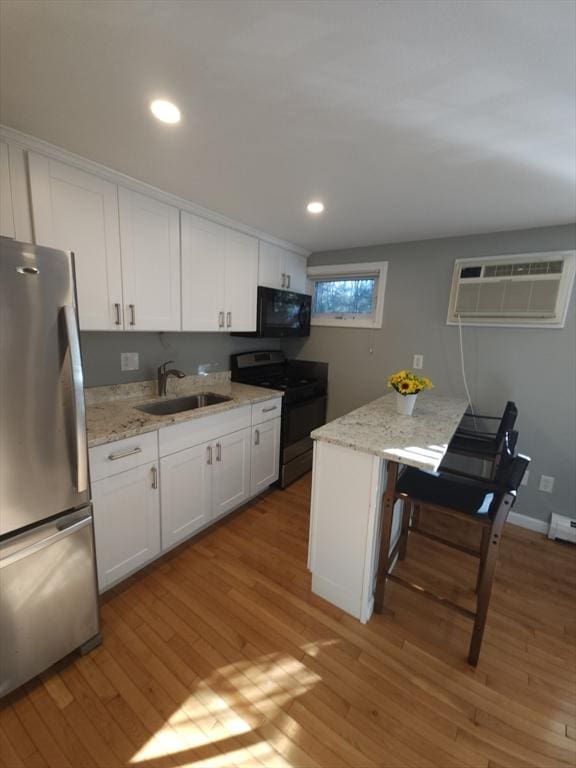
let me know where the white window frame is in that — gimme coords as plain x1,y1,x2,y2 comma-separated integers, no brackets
307,261,388,328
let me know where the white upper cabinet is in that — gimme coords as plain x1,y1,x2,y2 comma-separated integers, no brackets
28,153,123,330
283,249,308,293
181,211,258,332
181,212,226,331
0,141,15,238
14,135,302,332
258,241,308,293
118,188,181,331
224,228,258,332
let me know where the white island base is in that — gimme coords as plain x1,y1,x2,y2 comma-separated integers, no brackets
307,393,469,623
308,440,403,622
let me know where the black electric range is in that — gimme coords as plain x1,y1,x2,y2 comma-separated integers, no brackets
231,350,328,487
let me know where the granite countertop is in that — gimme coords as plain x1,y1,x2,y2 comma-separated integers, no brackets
85,373,283,448
311,392,468,471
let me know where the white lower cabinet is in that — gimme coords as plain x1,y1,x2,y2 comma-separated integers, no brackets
160,441,213,550
251,418,281,496
90,400,282,587
212,428,251,520
161,427,251,548
92,461,161,592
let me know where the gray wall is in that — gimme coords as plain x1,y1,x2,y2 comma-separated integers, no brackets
80,332,302,387
298,224,576,523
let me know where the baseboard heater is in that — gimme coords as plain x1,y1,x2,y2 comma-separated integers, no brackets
547,513,576,544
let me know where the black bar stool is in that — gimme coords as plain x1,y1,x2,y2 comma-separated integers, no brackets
444,401,518,478
374,434,530,666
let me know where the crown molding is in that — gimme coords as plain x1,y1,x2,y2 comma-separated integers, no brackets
0,124,310,258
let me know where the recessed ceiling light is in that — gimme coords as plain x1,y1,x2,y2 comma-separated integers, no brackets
307,201,324,214
150,99,181,124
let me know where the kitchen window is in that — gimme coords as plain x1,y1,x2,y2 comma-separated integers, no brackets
308,261,388,328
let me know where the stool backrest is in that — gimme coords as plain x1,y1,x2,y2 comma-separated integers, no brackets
493,431,530,493
496,401,518,440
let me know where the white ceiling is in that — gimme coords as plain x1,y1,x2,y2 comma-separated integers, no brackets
1,0,574,252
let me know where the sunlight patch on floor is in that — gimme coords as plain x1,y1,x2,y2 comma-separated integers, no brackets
128,648,327,765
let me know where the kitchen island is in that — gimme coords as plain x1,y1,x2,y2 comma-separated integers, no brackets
308,392,468,622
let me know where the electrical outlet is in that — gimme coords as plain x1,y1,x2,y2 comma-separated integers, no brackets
121,352,139,371
539,475,554,493
521,469,529,487
413,354,423,370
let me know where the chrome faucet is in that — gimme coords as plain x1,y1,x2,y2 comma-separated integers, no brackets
157,360,186,396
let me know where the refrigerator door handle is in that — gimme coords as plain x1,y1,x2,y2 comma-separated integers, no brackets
62,305,88,493
0,514,92,569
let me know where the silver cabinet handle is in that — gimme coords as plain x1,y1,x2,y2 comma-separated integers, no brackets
62,305,88,493
216,442,222,462
254,428,260,446
207,445,213,465
151,465,158,489
226,311,232,328
262,405,278,413
108,446,142,461
114,302,122,326
281,273,286,288
129,304,136,326
286,274,291,289
218,311,225,328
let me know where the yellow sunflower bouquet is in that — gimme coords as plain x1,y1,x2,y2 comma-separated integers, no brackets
387,370,433,396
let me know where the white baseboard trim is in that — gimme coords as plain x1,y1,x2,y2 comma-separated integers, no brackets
507,510,548,534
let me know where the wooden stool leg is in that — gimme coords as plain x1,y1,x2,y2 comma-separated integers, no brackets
399,500,411,560
412,504,421,530
475,527,490,594
374,460,399,613
469,506,508,666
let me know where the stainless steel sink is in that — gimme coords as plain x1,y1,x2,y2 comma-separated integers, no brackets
136,393,232,416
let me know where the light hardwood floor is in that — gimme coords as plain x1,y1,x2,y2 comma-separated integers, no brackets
1,474,575,768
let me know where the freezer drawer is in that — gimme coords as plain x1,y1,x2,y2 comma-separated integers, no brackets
0,508,100,697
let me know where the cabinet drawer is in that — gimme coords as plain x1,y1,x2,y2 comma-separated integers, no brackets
252,398,282,425
159,405,251,457
89,431,158,481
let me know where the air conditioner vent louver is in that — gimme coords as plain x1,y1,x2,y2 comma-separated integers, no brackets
447,251,575,328
482,260,563,278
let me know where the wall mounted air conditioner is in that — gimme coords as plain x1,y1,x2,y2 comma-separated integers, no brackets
447,251,576,328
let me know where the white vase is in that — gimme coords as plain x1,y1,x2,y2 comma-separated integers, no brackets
395,392,417,416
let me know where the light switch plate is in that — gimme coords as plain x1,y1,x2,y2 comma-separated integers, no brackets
539,475,554,493
121,352,139,371
413,354,423,370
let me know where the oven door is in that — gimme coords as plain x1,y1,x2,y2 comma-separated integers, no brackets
283,396,327,459
258,287,311,337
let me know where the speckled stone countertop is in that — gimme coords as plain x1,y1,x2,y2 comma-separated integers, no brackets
311,392,468,471
85,372,283,448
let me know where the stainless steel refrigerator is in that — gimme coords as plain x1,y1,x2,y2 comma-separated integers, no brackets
0,237,100,697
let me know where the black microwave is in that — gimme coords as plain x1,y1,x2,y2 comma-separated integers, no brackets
232,286,311,338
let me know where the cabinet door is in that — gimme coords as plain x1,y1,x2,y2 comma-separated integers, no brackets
251,418,281,496
0,141,15,238
212,428,251,519
28,153,123,330
161,441,213,549
181,212,226,331
119,188,180,331
258,241,284,289
225,229,258,332
284,250,308,294
92,462,160,592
